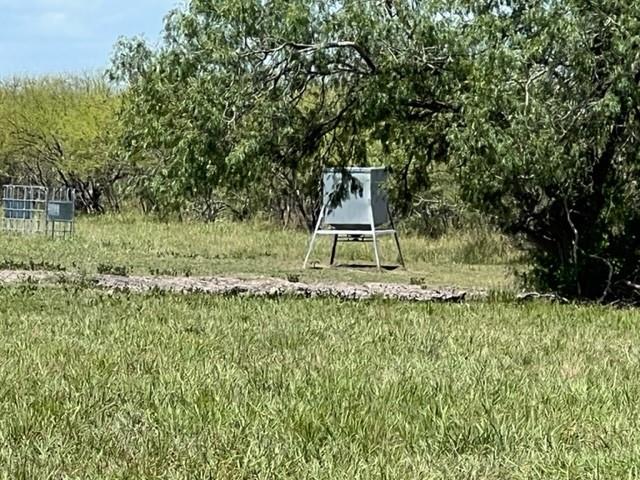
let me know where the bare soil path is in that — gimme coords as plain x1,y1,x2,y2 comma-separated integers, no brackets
0,270,480,302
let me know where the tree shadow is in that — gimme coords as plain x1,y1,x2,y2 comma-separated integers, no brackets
310,263,400,271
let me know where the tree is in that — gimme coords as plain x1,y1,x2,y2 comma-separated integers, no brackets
110,0,464,225
0,76,125,212
112,0,640,302
452,0,640,301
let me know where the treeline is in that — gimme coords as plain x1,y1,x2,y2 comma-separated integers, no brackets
2,0,640,302
0,77,123,212
0,75,466,233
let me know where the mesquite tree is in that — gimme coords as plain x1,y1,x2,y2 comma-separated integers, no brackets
0,76,125,212
452,0,640,301
110,0,463,225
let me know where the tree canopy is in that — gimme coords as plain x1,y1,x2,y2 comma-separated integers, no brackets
453,1,640,300
110,0,464,223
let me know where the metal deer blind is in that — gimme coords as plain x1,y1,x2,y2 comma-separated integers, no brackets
303,167,405,270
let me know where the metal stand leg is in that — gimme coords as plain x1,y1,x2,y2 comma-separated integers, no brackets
330,234,338,266
393,232,405,268
371,231,381,271
303,205,327,269
388,206,405,268
370,205,381,271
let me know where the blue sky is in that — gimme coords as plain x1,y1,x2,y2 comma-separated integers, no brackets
0,0,180,77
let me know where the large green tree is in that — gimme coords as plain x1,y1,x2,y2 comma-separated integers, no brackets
113,0,640,301
452,0,640,301
111,0,463,224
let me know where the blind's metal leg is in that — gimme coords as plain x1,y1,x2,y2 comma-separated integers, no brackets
303,204,327,269
329,234,338,266
370,205,381,271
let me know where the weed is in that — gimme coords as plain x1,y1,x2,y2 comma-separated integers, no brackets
0,258,66,272
96,263,129,276
286,273,300,283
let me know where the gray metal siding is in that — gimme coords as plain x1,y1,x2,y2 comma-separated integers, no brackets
323,167,389,228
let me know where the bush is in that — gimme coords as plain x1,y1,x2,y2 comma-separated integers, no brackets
452,1,640,302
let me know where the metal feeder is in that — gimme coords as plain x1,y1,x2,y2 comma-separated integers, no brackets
2,185,75,238
303,167,405,270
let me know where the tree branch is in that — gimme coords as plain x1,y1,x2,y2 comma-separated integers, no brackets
254,40,377,73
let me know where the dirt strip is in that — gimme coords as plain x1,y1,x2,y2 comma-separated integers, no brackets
0,270,481,302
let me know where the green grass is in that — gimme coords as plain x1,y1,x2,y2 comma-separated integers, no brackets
0,286,638,478
0,214,521,290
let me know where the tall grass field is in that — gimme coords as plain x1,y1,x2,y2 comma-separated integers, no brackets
0,286,638,478
0,214,519,290
1,216,636,478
